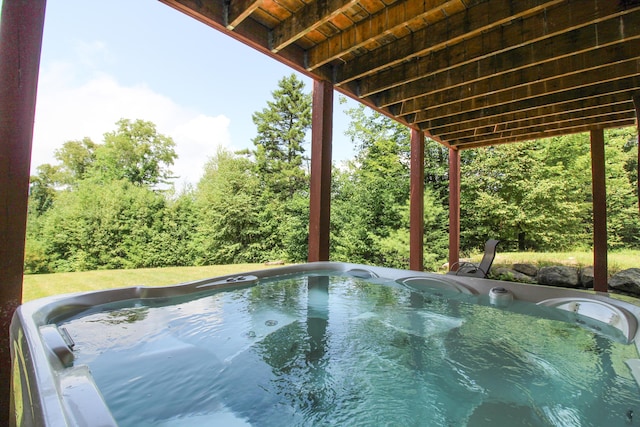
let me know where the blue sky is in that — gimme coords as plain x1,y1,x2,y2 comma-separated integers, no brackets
19,0,357,187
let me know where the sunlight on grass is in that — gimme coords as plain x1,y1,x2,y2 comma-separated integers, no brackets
470,250,640,275
22,263,286,302
23,251,640,303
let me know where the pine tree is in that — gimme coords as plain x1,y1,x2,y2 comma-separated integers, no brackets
251,74,311,198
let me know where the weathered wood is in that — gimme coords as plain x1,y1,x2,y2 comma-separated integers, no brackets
376,41,640,109
410,128,425,271
450,119,635,149
448,148,461,272
338,0,630,84
307,0,470,70
0,0,47,424
418,75,640,131
308,80,333,262
160,0,640,149
355,3,640,96
425,92,635,137
226,0,263,30
590,129,608,293
396,56,640,118
271,0,359,53
159,0,334,83
441,104,634,142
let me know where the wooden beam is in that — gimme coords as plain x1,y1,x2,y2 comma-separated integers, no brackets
354,3,640,96
590,129,608,293
448,113,636,147
448,148,461,272
418,75,640,131
158,0,334,83
410,129,425,271
452,121,635,149
634,95,640,215
306,0,474,70
425,93,634,137
375,37,640,108
270,0,359,53
0,0,47,424
395,56,640,118
308,80,333,262
226,0,263,30
438,102,633,141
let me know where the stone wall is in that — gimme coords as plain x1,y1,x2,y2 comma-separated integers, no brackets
490,264,640,296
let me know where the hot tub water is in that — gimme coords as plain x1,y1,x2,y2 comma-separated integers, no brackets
54,271,640,427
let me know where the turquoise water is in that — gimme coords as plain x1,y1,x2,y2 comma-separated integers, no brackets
59,272,640,426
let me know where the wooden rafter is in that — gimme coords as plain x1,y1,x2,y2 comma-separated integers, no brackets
226,0,264,30
161,0,640,150
270,0,359,53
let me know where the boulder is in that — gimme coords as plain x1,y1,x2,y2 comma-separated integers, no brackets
537,266,580,288
512,263,538,277
579,266,594,289
609,268,640,296
492,267,537,284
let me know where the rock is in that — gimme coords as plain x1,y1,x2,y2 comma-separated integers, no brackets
537,266,580,288
512,263,538,277
491,267,537,283
609,268,640,296
579,266,594,289
264,260,285,266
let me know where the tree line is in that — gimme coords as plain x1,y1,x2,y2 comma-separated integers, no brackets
25,74,640,274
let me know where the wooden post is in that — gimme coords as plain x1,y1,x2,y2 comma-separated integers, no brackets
0,0,47,424
410,129,425,271
448,147,461,271
590,129,608,293
633,96,640,215
308,80,333,262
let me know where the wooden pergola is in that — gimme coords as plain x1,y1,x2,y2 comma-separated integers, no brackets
1,0,640,423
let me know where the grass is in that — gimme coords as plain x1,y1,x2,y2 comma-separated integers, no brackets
22,250,640,303
469,249,640,275
22,263,283,302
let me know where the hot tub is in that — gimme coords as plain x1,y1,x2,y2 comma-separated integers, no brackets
10,262,640,426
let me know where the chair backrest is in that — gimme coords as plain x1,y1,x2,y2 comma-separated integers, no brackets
477,239,500,277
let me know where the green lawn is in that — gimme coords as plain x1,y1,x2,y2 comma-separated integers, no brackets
22,251,640,303
477,250,640,275
22,263,283,302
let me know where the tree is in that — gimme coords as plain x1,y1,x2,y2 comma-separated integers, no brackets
54,137,97,186
460,139,591,252
90,118,177,187
331,104,450,269
252,74,311,198
28,163,59,216
194,149,265,264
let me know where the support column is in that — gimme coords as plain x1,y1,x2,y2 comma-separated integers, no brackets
633,96,640,215
308,80,333,262
590,129,608,293
448,148,461,271
0,0,47,424
410,129,425,271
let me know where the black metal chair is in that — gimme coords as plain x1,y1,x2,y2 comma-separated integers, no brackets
447,239,500,278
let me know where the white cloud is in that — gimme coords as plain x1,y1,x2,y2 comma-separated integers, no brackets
32,61,230,187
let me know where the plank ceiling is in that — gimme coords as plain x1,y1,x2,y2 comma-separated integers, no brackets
159,0,640,149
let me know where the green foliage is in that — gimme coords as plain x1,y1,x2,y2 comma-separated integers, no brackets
90,119,177,187
194,149,264,264
331,105,450,270
459,133,638,252
252,74,311,198
23,78,640,275
37,179,169,271
54,137,97,186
